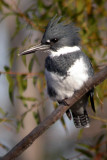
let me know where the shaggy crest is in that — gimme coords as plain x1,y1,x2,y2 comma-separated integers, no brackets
41,15,80,47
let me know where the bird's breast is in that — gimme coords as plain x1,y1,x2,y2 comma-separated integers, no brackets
45,56,89,101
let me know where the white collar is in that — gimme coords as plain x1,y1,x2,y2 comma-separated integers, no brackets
50,46,80,57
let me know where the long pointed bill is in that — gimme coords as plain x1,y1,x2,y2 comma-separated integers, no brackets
18,43,50,56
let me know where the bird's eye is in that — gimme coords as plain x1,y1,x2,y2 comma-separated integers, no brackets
51,38,58,43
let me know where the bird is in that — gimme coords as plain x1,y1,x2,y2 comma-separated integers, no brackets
19,16,95,128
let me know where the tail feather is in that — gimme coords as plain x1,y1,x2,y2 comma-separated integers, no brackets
72,111,90,128
90,88,96,113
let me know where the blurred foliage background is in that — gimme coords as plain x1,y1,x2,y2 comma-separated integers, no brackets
0,0,107,159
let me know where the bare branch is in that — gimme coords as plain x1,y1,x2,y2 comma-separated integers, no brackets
1,66,107,160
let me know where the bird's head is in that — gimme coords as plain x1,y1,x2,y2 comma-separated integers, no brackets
19,16,80,56
41,16,80,51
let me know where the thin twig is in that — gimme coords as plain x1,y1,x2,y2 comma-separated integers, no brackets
0,71,43,77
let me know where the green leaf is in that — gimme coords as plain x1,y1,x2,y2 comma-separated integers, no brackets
53,102,58,109
34,55,39,64
17,75,27,94
28,54,39,72
28,55,35,72
16,120,23,132
9,47,17,67
17,107,39,131
102,50,107,58
22,36,29,46
76,148,93,158
22,56,27,66
33,76,38,86
0,13,14,22
16,111,29,131
76,0,85,13
78,128,84,139
36,77,45,95
0,0,9,8
17,95,36,101
101,124,107,128
0,118,11,123
96,134,105,145
95,134,105,153
4,66,10,72
8,76,14,103
33,111,40,124
0,142,9,151
11,16,24,40
4,66,14,103
16,74,28,107
78,143,91,150
0,107,5,116
60,116,66,129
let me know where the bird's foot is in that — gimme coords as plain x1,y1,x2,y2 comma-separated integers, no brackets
58,100,72,120
58,99,68,106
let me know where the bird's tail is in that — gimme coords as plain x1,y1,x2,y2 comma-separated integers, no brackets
72,110,90,128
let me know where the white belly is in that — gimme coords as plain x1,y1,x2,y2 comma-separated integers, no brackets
45,58,89,101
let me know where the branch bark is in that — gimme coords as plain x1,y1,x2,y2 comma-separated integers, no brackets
1,66,107,160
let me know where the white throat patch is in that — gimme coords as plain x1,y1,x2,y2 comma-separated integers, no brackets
50,46,80,57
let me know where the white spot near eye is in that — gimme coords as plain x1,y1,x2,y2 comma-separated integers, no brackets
47,39,50,43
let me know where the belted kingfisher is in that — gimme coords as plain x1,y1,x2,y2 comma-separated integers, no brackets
19,16,95,128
